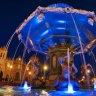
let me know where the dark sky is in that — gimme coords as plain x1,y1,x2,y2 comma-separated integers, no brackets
0,0,96,58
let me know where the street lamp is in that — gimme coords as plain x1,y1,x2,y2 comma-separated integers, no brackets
43,65,48,81
18,57,21,61
10,65,13,69
43,65,48,71
86,69,91,87
9,65,13,80
28,71,32,83
26,67,29,71
28,71,32,75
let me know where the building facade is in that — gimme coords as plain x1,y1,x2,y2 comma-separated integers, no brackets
0,47,37,83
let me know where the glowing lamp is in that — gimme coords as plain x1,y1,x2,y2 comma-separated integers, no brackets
19,58,21,61
43,65,48,71
10,65,13,69
28,72,31,75
87,69,91,74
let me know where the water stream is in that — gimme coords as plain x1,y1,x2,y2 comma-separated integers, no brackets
67,48,74,93
71,13,90,88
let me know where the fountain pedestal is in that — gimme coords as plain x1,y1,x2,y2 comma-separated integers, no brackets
55,79,80,91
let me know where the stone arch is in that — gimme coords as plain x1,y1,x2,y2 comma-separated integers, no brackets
15,72,20,81
5,74,9,81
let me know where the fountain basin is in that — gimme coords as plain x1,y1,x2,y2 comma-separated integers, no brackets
0,86,96,96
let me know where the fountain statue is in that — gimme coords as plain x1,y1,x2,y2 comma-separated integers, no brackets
54,48,79,91
3,2,96,96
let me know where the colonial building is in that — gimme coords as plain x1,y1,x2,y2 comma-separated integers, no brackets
0,47,37,83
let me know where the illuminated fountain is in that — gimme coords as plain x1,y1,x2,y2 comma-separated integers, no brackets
94,80,96,90
15,3,96,95
68,83,74,93
12,81,31,92
67,48,74,93
23,81,30,90
2,3,96,96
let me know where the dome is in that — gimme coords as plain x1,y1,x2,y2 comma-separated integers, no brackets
16,3,96,54
48,3,73,8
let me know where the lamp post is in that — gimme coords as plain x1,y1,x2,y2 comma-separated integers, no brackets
86,69,91,87
28,71,32,83
9,65,13,80
43,65,48,82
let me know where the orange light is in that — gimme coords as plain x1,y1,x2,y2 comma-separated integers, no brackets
42,76,44,79
10,65,13,69
82,76,85,79
28,72,31,75
43,65,48,70
26,67,29,71
87,69,90,74
19,58,21,61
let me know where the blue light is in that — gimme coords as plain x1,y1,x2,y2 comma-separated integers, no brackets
23,81,30,90
41,30,49,36
35,13,44,23
35,16,43,24
67,83,75,93
94,80,96,90
57,20,66,23
56,27,66,30
36,17,41,23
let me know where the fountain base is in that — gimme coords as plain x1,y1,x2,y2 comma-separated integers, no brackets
55,80,80,91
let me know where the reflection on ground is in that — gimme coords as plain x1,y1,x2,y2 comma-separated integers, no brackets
0,87,96,96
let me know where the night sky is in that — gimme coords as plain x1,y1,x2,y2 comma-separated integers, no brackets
0,0,96,58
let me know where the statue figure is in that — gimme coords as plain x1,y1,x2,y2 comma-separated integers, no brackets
54,56,79,90
61,58,78,80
